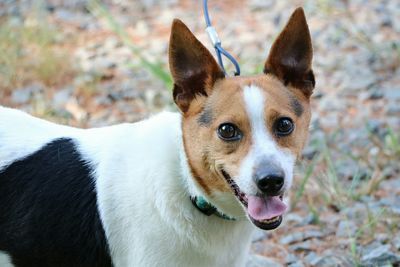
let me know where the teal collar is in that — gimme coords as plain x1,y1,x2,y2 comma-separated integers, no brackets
190,196,236,221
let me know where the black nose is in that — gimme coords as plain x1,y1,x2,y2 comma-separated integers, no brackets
256,174,284,195
254,162,285,195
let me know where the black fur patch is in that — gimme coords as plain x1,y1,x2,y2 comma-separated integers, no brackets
197,107,213,126
290,97,303,117
0,138,112,267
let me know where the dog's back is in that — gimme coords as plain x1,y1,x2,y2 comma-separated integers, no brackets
0,107,112,267
0,107,70,169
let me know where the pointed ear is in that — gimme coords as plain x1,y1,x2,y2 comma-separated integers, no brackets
264,8,315,97
169,19,224,112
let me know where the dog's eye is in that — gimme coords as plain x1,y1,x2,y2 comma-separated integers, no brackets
274,117,294,136
217,123,242,141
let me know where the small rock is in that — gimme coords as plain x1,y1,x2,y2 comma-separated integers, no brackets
304,213,320,225
366,119,386,136
54,9,75,22
74,73,97,87
336,220,357,237
285,253,299,264
341,203,366,220
301,146,319,160
95,95,113,106
53,86,73,108
251,230,267,243
246,254,282,267
314,255,354,267
280,233,305,245
251,242,282,255
319,113,339,129
119,83,141,100
337,161,361,180
379,196,400,214
251,242,266,255
304,252,322,266
152,91,170,109
368,90,384,100
361,244,400,266
284,213,304,225
383,86,400,100
340,69,375,91
287,263,304,267
312,92,324,99
280,230,324,245
54,9,89,29
11,89,31,104
386,104,400,116
363,241,386,255
393,235,400,250
249,0,276,10
380,177,400,191
360,195,375,203
289,240,312,252
375,233,390,243
96,57,117,70
381,17,392,28
304,230,325,239
11,83,43,104
106,91,122,102
46,3,56,12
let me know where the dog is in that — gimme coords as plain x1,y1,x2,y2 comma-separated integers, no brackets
0,7,315,267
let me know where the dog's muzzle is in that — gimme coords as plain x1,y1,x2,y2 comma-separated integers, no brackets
221,168,287,230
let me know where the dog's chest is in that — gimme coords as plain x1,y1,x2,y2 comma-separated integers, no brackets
110,216,254,267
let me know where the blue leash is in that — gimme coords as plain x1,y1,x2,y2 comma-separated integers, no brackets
202,0,241,76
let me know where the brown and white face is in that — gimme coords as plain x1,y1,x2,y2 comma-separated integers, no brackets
169,8,315,230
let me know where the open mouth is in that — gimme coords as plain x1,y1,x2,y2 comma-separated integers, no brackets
221,169,286,230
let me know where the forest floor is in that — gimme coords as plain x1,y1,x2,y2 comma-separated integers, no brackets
0,0,399,266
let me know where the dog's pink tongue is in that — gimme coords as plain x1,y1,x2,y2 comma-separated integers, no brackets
247,196,287,221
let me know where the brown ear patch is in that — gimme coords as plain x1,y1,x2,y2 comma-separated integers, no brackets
264,7,315,97
169,19,224,113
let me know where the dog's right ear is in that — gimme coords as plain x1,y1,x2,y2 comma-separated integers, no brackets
264,8,315,97
169,19,224,113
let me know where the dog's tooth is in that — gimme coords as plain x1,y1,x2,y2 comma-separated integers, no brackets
260,216,280,224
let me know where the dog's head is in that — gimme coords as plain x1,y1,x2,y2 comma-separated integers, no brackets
169,8,314,230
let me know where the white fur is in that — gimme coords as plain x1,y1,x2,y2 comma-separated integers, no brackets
0,106,254,267
0,107,78,170
0,251,14,267
238,85,296,197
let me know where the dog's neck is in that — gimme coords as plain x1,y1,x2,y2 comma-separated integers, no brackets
177,138,234,218
190,196,236,220
178,141,203,198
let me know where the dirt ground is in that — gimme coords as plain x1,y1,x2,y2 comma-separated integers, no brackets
0,0,399,266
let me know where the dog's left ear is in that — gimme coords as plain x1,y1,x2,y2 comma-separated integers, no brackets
169,19,225,113
264,7,315,97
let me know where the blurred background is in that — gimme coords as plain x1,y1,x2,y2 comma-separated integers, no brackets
0,0,399,266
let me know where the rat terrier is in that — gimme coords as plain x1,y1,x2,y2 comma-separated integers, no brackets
0,7,315,267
